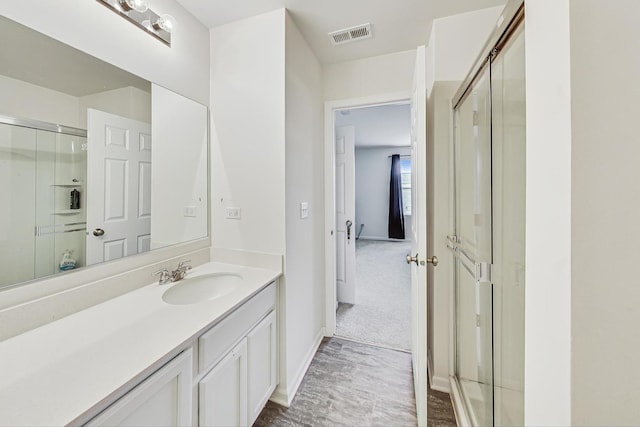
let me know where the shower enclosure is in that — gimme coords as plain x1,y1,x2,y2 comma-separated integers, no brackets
449,2,525,425
0,116,87,289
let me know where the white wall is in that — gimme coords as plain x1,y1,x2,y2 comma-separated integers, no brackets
424,6,503,392
323,50,416,101
210,10,286,255
79,86,151,127
283,11,325,403
1,1,209,105
426,81,458,393
210,9,325,406
151,84,208,249
569,0,640,424
524,1,572,424
0,73,151,131
355,146,411,240
0,74,80,127
430,7,504,84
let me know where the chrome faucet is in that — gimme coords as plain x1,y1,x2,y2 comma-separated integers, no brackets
171,260,192,282
153,261,192,285
154,268,173,285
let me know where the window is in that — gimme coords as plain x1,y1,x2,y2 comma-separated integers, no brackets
400,158,411,216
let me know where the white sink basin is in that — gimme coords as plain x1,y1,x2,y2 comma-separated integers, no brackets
162,273,241,305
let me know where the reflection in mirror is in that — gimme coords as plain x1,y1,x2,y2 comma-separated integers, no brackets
0,15,208,290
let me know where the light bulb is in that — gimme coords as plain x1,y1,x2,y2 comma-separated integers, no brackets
119,0,149,13
153,14,176,33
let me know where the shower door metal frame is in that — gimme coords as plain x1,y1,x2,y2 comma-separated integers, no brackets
448,0,525,426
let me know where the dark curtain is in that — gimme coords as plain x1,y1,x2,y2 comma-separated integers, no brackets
388,154,405,239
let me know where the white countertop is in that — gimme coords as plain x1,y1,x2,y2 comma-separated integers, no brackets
0,261,280,427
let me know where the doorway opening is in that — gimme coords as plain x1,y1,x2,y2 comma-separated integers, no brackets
330,102,413,351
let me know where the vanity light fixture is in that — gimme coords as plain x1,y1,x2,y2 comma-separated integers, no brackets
119,0,149,13
97,0,175,46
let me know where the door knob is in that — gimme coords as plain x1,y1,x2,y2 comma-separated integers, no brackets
346,220,353,241
406,254,438,266
93,228,105,236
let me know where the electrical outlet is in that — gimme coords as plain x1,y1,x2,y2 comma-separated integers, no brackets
183,206,197,217
225,207,241,219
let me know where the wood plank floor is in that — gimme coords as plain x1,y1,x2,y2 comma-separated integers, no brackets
255,337,456,427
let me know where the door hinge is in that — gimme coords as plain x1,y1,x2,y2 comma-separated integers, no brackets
476,314,481,327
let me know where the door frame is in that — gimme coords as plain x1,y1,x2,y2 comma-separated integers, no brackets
323,91,411,336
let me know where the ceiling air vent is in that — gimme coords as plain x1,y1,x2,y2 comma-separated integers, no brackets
329,23,373,46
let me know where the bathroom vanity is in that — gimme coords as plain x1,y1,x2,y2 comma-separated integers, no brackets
0,261,280,427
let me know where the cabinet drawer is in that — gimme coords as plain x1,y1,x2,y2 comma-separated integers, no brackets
199,282,276,373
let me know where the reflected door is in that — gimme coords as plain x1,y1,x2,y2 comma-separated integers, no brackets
86,109,152,265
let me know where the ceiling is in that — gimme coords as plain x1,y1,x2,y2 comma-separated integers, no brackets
0,15,150,97
335,104,411,148
177,0,506,64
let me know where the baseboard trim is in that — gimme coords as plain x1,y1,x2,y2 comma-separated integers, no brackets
358,236,408,242
431,375,451,393
427,349,450,393
269,328,325,407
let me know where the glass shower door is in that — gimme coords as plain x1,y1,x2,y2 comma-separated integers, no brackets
453,66,494,426
452,20,526,427
491,24,525,427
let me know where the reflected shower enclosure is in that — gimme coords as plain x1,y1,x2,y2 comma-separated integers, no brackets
0,119,87,287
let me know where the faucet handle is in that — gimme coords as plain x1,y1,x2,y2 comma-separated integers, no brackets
153,268,173,284
177,260,192,269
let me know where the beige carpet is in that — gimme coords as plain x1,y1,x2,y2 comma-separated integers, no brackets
336,239,412,351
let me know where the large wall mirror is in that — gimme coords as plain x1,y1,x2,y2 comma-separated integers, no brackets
0,15,208,290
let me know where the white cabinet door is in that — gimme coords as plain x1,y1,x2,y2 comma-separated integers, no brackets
87,349,192,427
247,311,277,425
199,339,248,427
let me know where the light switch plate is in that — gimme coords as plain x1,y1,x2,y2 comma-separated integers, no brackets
226,207,241,219
300,202,309,219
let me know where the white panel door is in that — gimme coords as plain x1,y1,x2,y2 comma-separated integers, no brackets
335,125,356,304
410,46,429,427
88,349,192,427
247,311,277,425
86,109,151,265
199,339,248,427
